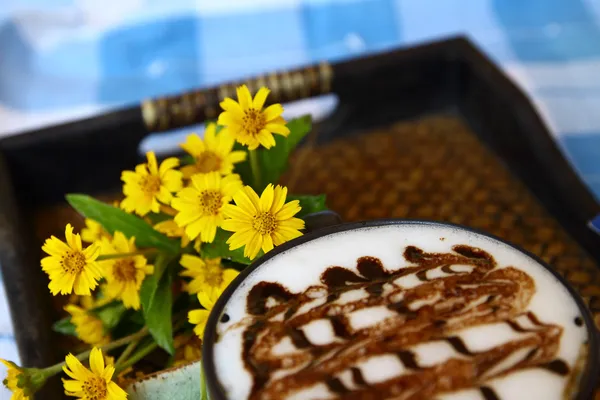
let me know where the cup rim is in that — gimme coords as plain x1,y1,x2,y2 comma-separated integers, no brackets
202,219,599,400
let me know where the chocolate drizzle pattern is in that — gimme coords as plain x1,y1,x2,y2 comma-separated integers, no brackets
234,245,572,399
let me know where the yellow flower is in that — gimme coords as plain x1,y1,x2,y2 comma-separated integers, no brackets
1,359,29,400
155,219,203,252
68,290,112,311
180,123,247,178
63,347,127,400
188,287,224,339
65,305,110,346
120,151,183,216
179,255,239,295
173,334,202,366
81,219,110,244
41,224,103,296
222,184,304,260
101,232,154,310
154,219,191,248
217,85,290,150
172,172,242,243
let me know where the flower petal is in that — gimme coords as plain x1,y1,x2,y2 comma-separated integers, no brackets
107,381,128,399
279,217,305,231
226,229,255,250
236,85,253,109
63,379,83,393
270,185,288,213
263,104,284,121
232,187,260,215
89,348,105,375
253,87,270,110
257,130,277,149
218,111,242,127
222,203,253,221
262,234,274,254
181,133,205,156
219,97,244,117
222,218,252,232
159,157,180,176
259,184,274,212
146,151,159,175
266,122,291,136
64,353,90,380
276,200,302,220
245,232,263,260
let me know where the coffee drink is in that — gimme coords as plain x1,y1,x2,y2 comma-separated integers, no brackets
208,224,591,400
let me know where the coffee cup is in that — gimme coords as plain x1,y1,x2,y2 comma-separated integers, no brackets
202,219,598,400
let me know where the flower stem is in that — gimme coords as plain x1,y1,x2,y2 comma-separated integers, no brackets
114,341,159,375
97,249,157,261
40,327,150,378
115,337,141,367
249,149,262,190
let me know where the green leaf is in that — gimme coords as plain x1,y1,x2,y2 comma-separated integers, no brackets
200,229,255,265
257,115,312,191
143,271,175,354
288,194,328,218
140,253,173,313
53,317,76,336
145,212,174,226
94,301,127,330
232,142,252,184
66,194,179,254
180,155,195,165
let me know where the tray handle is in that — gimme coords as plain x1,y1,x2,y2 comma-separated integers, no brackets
141,63,333,133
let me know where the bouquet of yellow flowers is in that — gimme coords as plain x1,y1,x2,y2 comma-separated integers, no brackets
1,85,326,400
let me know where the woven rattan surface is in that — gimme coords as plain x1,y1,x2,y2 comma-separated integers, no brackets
282,115,600,366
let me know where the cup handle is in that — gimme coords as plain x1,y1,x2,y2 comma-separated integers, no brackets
303,210,343,233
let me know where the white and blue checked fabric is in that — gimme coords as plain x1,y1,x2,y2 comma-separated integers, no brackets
1,0,600,397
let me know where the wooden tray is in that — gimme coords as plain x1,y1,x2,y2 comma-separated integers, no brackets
2,37,600,399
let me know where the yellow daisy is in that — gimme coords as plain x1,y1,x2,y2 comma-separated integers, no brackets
222,184,304,260
154,219,191,248
171,172,242,243
62,347,127,400
179,255,239,295
1,359,28,400
188,286,225,339
173,334,202,366
217,85,290,150
100,232,154,310
81,219,110,244
180,123,247,178
120,151,183,216
41,224,103,296
68,290,112,311
65,305,110,346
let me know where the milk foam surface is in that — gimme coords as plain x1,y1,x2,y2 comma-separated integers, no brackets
212,224,589,400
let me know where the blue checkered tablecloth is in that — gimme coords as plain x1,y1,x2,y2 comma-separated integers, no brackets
1,0,600,397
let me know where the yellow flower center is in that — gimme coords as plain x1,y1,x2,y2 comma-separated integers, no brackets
62,251,87,274
140,175,161,195
113,259,137,282
242,109,266,136
195,152,222,173
252,212,277,235
199,190,222,215
83,376,107,400
205,264,224,287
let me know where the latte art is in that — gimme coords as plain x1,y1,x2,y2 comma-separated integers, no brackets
212,225,589,400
